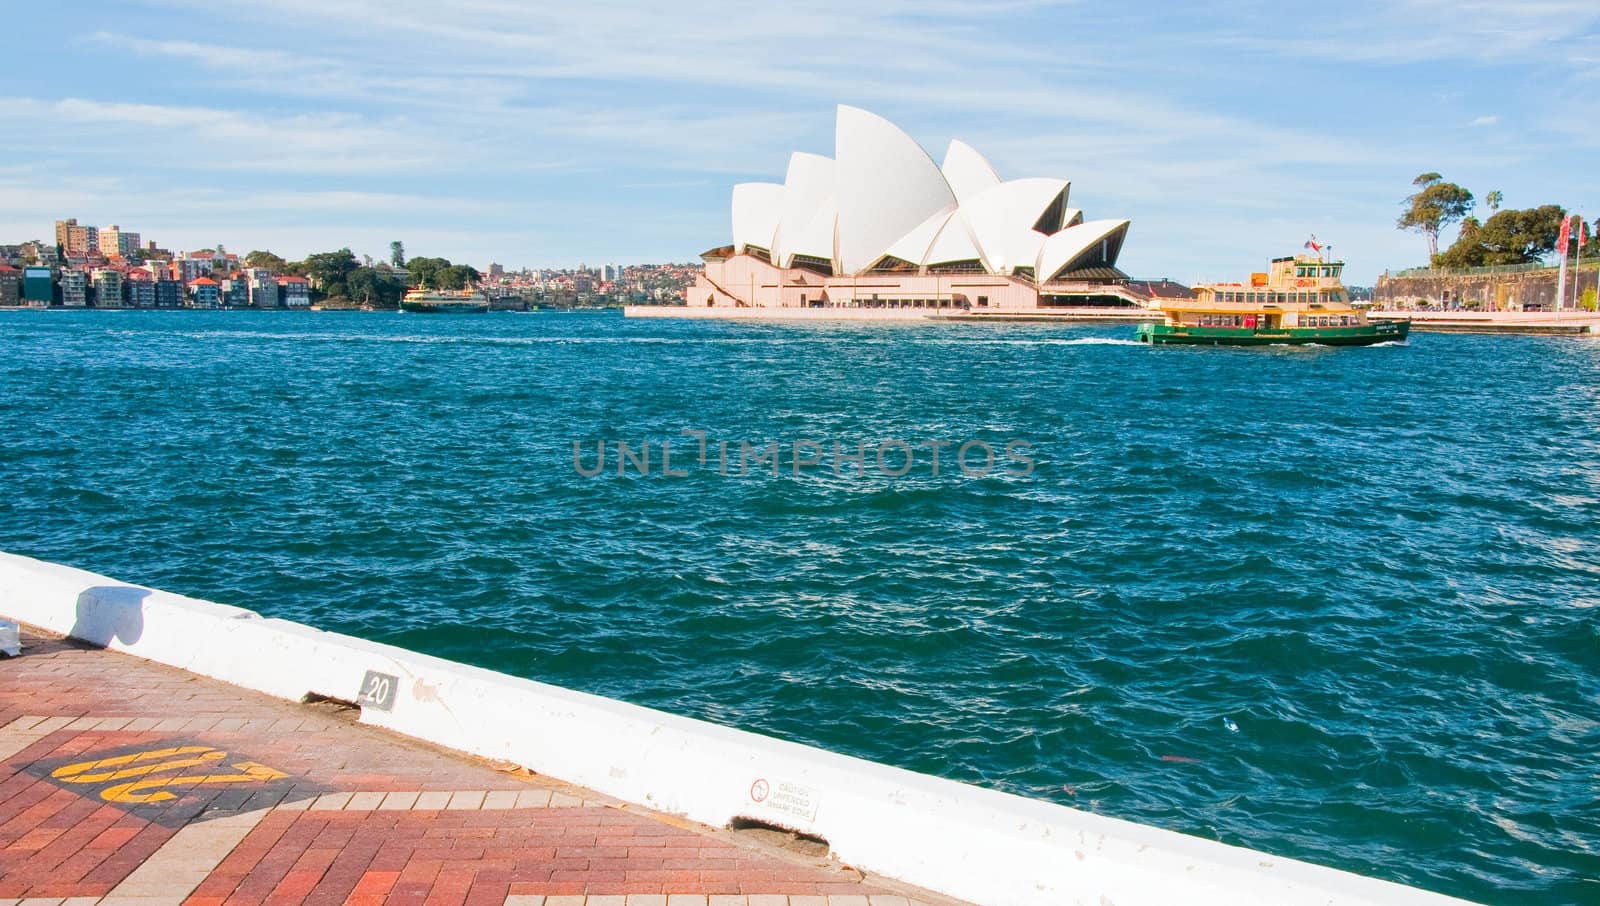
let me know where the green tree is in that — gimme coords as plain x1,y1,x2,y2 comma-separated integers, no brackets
434,264,481,290
390,241,405,268
1436,205,1565,268
346,266,407,307
1398,172,1475,263
244,250,289,271
406,256,451,289
302,248,360,298
1485,190,1503,213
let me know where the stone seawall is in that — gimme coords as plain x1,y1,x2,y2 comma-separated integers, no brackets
1374,265,1597,310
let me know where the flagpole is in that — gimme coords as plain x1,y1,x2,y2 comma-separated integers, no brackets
1575,214,1586,310
1555,215,1570,312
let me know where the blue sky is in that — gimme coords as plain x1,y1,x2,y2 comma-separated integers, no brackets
3,0,1596,284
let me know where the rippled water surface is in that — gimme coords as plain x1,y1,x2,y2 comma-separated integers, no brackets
2,310,1598,902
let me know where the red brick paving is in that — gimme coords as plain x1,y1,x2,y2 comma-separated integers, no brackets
0,628,951,903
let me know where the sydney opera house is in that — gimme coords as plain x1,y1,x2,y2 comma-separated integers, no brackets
675,106,1174,318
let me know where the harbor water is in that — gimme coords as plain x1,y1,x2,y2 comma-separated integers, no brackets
1,309,1596,903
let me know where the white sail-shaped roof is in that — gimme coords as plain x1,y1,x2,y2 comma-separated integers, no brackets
790,197,838,265
834,105,957,275
731,182,784,255
961,178,1070,273
717,108,1130,283
771,153,834,267
884,206,957,266
1036,219,1131,281
923,213,984,265
941,139,1002,204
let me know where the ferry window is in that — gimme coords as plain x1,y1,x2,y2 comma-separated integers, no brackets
977,295,988,307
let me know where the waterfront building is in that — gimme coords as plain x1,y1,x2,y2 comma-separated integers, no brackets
279,275,310,307
250,274,279,308
0,265,19,306
684,106,1143,314
177,253,215,282
22,267,53,305
71,225,99,257
0,246,22,266
154,275,183,308
98,225,141,259
56,219,100,257
188,276,220,308
91,268,124,308
59,268,88,307
124,271,156,308
21,241,58,265
220,275,250,307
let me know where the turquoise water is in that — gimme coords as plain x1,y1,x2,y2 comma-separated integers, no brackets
2,310,1598,902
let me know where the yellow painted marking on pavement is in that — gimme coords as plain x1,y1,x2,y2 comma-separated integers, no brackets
51,745,222,783
48,743,290,804
103,760,287,803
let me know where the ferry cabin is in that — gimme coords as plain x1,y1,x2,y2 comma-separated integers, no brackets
1181,255,1363,328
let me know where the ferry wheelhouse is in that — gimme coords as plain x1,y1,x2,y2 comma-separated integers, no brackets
1136,254,1407,346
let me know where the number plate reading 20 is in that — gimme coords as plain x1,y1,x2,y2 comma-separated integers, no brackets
357,670,399,712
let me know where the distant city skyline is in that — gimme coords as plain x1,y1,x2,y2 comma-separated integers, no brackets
3,1,1597,284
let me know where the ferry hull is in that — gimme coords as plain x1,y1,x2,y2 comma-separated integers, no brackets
1137,320,1408,346
399,301,489,314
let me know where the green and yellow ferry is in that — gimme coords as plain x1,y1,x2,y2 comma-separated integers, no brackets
1136,254,1408,346
399,288,490,314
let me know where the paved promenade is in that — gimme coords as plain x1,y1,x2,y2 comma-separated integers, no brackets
0,627,955,906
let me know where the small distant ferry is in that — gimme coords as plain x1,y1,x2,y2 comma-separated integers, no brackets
1137,253,1408,346
400,289,490,314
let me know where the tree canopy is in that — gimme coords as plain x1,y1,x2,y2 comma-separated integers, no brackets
434,264,482,290
1398,172,1475,263
405,256,479,290
405,256,450,289
1435,205,1565,268
244,250,289,271
301,248,360,297
390,241,405,268
345,266,407,307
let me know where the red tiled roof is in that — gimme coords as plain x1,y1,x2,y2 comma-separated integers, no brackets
189,277,219,286
278,276,308,283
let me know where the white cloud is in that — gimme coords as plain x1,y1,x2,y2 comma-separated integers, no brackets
7,98,454,175
1470,115,1500,127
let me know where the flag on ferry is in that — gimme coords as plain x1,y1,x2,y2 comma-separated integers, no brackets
1304,236,1322,252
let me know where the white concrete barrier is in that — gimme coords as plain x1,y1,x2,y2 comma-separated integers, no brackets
0,551,1473,906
